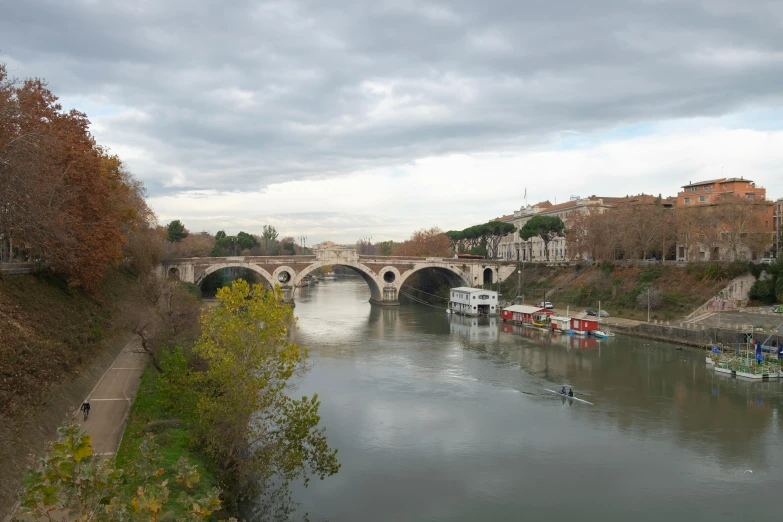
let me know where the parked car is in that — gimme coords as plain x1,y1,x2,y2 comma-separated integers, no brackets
586,309,597,316
538,301,554,309
599,310,610,317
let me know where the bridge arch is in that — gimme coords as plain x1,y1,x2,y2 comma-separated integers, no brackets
398,264,469,292
194,262,275,289
292,261,383,302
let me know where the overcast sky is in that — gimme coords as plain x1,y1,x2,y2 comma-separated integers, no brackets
3,0,783,243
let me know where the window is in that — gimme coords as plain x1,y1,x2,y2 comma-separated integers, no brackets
699,196,705,202
479,295,489,300
748,194,756,200
472,296,476,299
684,198,690,204
765,221,769,229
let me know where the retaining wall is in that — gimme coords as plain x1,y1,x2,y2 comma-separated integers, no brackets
615,322,782,348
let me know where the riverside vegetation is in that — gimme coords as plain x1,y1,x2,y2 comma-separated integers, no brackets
16,280,339,521
2,63,338,520
402,260,778,321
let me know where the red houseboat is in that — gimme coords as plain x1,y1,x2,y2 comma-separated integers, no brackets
570,315,599,336
500,305,553,325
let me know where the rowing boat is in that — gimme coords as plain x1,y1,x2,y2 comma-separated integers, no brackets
544,388,594,405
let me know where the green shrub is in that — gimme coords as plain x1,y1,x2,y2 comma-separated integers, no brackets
747,263,764,279
704,263,728,281
727,261,751,279
639,264,664,282
599,261,613,277
749,279,776,304
686,263,708,279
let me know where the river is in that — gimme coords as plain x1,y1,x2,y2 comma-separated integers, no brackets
288,278,782,522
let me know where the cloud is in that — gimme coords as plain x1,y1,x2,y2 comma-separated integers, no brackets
147,124,783,243
2,0,783,241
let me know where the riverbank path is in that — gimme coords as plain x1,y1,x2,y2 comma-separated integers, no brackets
74,336,146,456
551,306,643,329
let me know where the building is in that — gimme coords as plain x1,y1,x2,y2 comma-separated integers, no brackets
570,314,599,336
497,198,614,262
677,177,766,206
449,287,498,316
497,195,662,263
776,198,783,258
675,178,774,262
500,304,553,324
550,315,571,332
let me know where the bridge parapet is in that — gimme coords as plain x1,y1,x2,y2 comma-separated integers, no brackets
158,254,517,307
315,246,359,263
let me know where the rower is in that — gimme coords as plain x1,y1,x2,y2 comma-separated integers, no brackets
568,388,574,397
561,386,567,395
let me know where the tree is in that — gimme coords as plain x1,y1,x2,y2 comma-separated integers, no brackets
166,220,189,243
121,275,202,372
356,237,376,255
393,227,451,257
519,215,565,262
444,230,464,255
0,63,154,292
376,240,396,256
716,195,769,261
486,221,516,258
18,422,227,521
279,237,295,255
636,286,663,310
236,231,259,251
183,280,340,497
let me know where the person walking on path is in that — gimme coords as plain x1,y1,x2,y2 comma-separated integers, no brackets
80,400,91,421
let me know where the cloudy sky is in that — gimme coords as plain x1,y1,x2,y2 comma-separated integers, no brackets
3,0,783,243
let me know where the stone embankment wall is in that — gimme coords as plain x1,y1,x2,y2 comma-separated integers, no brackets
685,274,756,320
0,263,39,275
615,322,782,348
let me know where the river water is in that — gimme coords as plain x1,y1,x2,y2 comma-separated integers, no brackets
289,278,782,522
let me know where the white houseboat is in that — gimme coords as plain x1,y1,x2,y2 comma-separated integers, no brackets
449,287,499,316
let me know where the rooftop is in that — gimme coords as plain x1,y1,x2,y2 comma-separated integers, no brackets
681,177,754,188
502,304,548,314
451,287,496,294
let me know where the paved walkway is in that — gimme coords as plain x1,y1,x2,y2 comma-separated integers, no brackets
8,338,146,521
74,336,146,457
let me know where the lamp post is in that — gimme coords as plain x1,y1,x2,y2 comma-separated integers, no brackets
647,287,651,323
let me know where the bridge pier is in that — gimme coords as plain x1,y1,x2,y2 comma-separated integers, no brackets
280,286,296,307
369,286,400,306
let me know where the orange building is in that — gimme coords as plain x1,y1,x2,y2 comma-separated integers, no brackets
677,177,767,206
675,177,774,261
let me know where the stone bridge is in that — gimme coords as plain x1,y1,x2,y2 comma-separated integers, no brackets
158,246,517,306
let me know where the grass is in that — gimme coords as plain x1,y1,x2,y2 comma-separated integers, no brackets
0,269,135,418
116,366,220,516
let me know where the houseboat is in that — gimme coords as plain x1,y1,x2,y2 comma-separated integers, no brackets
550,315,571,333
570,314,599,336
449,287,499,316
500,304,554,326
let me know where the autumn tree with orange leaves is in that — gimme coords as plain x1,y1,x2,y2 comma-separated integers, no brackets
0,63,156,292
393,227,451,257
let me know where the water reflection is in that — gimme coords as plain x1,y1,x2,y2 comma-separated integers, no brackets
289,279,782,522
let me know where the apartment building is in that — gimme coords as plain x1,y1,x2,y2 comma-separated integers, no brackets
675,177,774,262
